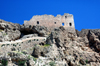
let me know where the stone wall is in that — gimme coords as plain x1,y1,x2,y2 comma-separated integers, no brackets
24,13,75,33
0,37,46,54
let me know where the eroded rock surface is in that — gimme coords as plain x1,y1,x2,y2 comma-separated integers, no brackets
0,19,100,66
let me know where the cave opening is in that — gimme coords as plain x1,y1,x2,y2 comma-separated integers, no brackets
20,29,34,38
20,29,44,39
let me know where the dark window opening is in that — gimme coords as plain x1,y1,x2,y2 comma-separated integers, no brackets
29,25,31,28
69,23,72,26
0,21,2,23
64,39,67,41
65,16,67,18
37,21,39,24
54,22,56,24
62,23,64,26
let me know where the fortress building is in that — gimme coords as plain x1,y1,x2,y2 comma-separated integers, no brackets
24,13,75,33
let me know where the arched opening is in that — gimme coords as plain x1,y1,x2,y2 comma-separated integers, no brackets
0,21,2,23
69,23,72,26
54,22,56,24
65,16,67,18
37,21,39,24
62,23,64,26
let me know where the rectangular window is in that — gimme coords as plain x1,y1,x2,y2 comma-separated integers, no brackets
62,23,64,26
37,21,39,24
65,16,67,18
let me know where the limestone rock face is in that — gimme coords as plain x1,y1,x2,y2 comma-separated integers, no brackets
76,29,100,52
0,19,21,42
20,25,49,37
20,34,38,40
0,19,100,66
0,19,21,30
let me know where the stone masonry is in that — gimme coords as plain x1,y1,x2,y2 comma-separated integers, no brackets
24,13,75,33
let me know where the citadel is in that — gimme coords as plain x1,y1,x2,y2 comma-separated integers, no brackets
0,13,100,66
24,13,75,33
0,13,76,54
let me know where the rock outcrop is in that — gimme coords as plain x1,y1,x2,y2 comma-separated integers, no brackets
0,19,21,42
20,25,49,37
0,19,100,66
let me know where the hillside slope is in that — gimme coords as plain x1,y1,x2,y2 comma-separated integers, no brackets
0,19,100,66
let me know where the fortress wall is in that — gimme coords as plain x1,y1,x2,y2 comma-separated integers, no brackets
0,37,46,54
60,14,75,33
29,15,62,29
24,13,76,33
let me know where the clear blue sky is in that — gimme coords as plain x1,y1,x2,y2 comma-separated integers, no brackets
0,0,100,31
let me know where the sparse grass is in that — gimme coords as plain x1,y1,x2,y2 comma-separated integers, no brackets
49,61,56,66
39,44,51,47
0,29,3,32
7,52,10,56
19,44,21,46
33,56,37,62
18,52,23,55
1,44,5,47
7,44,10,46
3,33,7,36
44,44,51,47
85,59,88,63
18,60,26,66
30,47,35,50
34,39,36,41
72,44,74,46
42,39,45,41
37,39,39,41
1,59,8,66
13,44,16,47
28,55,30,59
28,40,31,43
28,55,37,63
22,50,27,55
22,50,27,52
34,44,37,46
30,48,33,50
13,51,23,55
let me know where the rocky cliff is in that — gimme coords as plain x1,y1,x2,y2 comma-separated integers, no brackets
0,19,100,66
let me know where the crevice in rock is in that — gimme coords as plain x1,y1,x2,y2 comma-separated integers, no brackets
68,61,72,66
98,35,100,40
41,52,45,57
0,28,4,30
31,48,39,58
55,38,61,48
26,60,29,66
87,30,100,53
